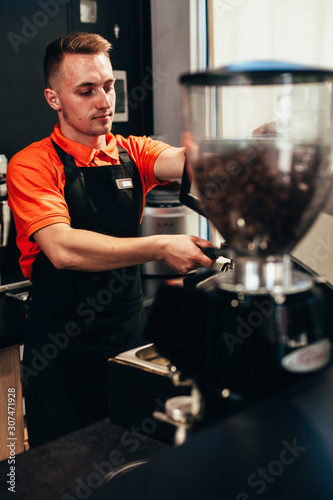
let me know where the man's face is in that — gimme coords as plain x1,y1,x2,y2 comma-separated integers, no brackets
50,52,116,147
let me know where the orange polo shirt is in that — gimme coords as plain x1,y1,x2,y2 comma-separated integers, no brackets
7,124,171,279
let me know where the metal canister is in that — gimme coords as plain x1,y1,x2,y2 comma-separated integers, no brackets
0,154,7,199
140,188,200,275
0,154,10,247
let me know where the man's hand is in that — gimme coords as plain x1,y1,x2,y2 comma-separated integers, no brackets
157,234,216,274
252,121,276,136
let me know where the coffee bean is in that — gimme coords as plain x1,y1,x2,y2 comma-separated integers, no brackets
193,140,330,257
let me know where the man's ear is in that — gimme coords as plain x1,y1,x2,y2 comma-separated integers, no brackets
44,88,61,111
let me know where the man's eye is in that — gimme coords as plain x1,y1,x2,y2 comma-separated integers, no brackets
81,90,92,96
105,86,115,94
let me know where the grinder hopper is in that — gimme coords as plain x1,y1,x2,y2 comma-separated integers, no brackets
180,61,333,294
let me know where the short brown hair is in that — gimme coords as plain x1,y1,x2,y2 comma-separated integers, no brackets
44,32,112,88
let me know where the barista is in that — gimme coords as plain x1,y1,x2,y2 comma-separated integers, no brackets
7,32,214,447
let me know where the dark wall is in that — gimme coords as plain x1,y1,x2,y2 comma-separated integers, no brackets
0,0,153,283
70,0,154,138
0,0,67,160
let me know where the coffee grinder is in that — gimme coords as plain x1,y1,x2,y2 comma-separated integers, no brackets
144,62,333,431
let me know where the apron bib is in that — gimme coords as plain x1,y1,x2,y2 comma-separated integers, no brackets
23,141,146,447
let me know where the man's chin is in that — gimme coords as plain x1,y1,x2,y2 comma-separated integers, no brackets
91,123,112,136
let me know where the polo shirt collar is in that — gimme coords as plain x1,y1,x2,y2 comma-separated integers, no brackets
50,123,119,165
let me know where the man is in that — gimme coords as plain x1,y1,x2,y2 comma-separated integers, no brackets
7,32,214,447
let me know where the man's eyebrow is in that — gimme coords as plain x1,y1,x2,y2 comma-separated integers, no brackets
75,78,116,88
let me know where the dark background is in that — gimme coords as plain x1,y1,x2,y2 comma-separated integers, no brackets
0,0,153,283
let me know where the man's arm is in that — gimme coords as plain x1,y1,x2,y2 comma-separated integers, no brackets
33,223,215,275
153,147,185,181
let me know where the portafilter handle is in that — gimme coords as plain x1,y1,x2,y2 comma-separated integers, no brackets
200,243,234,272
200,242,229,260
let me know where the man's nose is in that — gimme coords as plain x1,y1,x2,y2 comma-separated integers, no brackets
96,90,111,108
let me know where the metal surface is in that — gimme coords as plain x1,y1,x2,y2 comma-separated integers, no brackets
103,460,150,483
165,394,201,424
113,343,172,375
153,382,204,446
141,204,200,275
198,260,314,296
0,280,31,294
0,201,10,248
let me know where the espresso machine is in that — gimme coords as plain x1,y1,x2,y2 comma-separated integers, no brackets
109,62,333,443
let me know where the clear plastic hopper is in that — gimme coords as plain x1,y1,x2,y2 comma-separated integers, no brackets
180,62,333,293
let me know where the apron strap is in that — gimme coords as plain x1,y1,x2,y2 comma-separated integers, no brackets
51,139,134,174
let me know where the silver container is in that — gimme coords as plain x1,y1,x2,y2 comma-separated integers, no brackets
0,201,10,247
0,155,9,247
141,188,200,275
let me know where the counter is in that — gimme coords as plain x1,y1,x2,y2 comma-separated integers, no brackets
0,418,170,500
0,365,332,499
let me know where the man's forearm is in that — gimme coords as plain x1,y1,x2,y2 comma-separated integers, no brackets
33,223,215,274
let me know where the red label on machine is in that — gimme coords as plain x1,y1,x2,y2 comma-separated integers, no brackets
281,339,331,373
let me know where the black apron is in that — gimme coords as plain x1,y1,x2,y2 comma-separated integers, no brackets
22,142,147,447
